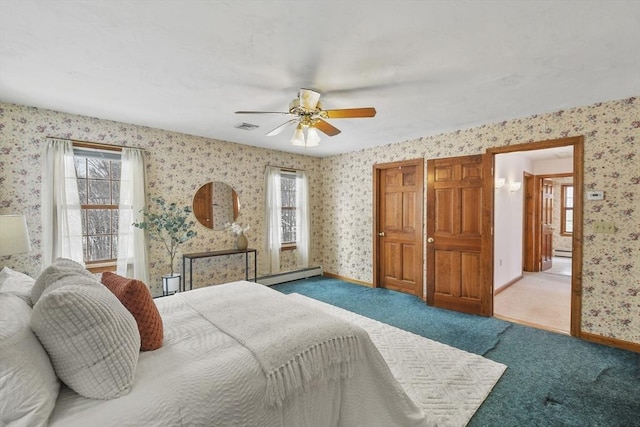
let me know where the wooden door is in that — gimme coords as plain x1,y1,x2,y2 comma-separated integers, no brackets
426,154,490,315
540,179,554,271
373,159,424,297
523,173,536,272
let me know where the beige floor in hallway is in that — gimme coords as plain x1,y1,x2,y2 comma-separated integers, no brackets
494,257,572,334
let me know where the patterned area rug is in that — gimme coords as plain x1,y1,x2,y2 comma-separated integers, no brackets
288,293,507,427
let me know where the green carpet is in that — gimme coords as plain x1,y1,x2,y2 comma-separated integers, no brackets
273,276,640,427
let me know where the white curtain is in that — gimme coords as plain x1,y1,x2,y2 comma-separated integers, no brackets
295,170,310,268
262,166,282,274
41,138,84,268
117,148,149,283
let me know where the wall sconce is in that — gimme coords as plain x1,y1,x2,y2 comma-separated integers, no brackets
508,181,522,192
495,178,506,189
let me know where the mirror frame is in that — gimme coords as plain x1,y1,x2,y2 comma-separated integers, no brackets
193,181,239,230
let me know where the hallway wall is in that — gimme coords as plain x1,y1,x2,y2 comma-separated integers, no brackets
494,152,531,290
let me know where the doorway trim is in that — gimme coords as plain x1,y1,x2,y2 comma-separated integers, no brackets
485,136,584,337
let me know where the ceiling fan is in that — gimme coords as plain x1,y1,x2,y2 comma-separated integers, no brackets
235,88,376,147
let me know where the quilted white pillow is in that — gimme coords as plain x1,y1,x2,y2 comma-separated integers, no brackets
31,257,94,305
31,272,141,400
0,266,36,306
0,293,60,427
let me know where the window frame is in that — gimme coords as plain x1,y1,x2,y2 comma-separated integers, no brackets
73,143,122,271
560,183,574,236
280,170,297,250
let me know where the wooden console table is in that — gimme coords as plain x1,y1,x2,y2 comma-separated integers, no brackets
182,248,258,291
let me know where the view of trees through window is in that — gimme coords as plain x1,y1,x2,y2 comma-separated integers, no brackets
74,155,121,263
280,172,296,244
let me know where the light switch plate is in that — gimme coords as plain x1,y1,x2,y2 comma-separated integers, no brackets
593,221,615,233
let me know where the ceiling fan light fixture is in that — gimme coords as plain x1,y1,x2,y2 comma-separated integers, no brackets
236,87,376,147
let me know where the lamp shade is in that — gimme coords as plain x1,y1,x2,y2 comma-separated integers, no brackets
0,215,31,256
305,127,321,147
291,125,306,146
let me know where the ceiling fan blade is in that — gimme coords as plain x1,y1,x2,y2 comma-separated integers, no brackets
314,119,341,137
235,110,290,115
299,88,321,110
266,119,298,136
324,107,377,119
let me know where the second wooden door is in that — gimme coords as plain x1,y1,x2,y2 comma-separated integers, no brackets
426,154,490,315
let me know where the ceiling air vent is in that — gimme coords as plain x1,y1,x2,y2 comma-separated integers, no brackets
235,122,259,131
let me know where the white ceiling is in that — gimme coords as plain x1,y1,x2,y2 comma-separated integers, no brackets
1,1,639,157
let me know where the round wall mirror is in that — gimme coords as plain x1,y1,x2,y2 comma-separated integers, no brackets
193,181,239,230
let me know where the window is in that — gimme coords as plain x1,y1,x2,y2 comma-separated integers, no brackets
263,166,309,273
280,171,297,246
73,147,122,265
561,184,573,235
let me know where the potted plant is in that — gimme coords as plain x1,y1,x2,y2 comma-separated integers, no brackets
133,196,197,294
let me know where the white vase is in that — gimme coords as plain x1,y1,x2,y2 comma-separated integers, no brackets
236,233,248,250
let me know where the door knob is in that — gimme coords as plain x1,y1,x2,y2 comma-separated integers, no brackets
427,237,434,243
378,231,385,237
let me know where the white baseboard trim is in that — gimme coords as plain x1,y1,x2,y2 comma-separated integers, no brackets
258,266,323,286
494,275,523,296
555,249,573,258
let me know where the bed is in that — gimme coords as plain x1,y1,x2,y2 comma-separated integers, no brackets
0,261,429,427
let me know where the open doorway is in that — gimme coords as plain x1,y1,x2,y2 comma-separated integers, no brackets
494,170,573,333
487,137,583,336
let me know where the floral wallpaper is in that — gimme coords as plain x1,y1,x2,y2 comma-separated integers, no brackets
319,97,639,344
0,103,322,294
1,97,638,344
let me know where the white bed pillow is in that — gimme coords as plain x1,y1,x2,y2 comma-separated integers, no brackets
0,266,36,306
0,293,60,427
31,257,94,305
31,270,140,400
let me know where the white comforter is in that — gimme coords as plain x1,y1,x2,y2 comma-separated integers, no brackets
49,281,428,427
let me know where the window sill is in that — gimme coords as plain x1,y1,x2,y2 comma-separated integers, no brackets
85,261,117,274
281,244,297,251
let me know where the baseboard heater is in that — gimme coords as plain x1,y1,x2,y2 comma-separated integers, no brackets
555,249,573,258
257,266,323,286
